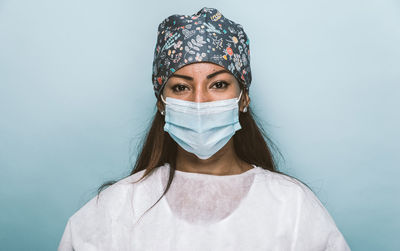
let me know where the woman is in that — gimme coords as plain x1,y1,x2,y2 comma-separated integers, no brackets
58,7,351,250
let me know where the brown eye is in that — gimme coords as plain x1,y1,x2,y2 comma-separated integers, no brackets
212,81,229,89
172,84,189,93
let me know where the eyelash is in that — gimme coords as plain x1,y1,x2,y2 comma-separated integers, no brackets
171,81,230,93
212,81,229,89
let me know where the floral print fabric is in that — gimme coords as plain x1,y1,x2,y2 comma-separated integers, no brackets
151,7,252,99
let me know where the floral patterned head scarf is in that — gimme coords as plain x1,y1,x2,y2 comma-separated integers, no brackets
151,7,252,99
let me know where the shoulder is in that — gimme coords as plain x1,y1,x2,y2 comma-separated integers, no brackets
58,167,155,249
254,167,350,250
254,166,336,222
59,166,168,249
67,166,161,229
254,167,314,204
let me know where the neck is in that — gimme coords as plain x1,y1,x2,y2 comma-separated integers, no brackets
175,139,253,175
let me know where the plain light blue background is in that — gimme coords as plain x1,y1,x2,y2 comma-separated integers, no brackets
1,0,399,250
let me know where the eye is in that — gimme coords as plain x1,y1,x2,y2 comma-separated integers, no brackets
171,84,189,93
211,81,229,89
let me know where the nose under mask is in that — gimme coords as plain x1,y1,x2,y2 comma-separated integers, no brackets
161,91,243,159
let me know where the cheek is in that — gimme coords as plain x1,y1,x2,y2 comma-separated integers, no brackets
210,83,241,100
227,81,242,97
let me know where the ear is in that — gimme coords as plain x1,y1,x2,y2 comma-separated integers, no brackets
157,99,165,115
239,90,250,112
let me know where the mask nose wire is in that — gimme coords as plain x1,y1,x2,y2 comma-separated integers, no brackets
161,90,243,105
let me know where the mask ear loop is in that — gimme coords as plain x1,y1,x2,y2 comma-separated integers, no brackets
237,89,248,113
236,90,243,104
160,94,168,115
160,94,168,105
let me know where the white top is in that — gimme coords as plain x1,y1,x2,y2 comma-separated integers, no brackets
58,163,351,251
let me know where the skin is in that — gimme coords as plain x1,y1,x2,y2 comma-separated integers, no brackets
156,62,254,176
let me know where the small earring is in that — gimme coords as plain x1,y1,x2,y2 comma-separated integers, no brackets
161,110,165,116
243,106,248,113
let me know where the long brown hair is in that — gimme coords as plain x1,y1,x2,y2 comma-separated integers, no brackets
98,88,309,221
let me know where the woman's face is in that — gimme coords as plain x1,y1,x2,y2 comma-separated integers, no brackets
159,62,249,111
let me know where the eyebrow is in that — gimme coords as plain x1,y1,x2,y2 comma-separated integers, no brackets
169,69,231,81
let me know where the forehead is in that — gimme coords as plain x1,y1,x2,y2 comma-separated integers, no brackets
173,62,229,75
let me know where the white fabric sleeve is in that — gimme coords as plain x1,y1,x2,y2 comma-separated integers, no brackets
291,181,351,251
58,218,74,251
55,182,132,250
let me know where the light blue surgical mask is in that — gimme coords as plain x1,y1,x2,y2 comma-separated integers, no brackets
161,91,243,160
